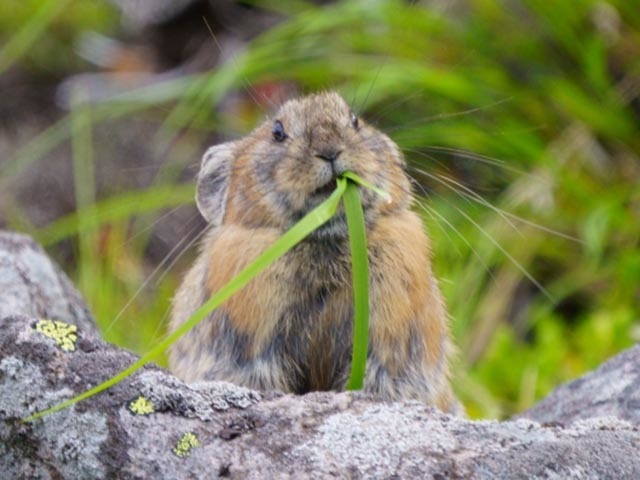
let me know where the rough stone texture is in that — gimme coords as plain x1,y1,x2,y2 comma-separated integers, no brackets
1,232,640,479
0,231,97,336
522,345,640,426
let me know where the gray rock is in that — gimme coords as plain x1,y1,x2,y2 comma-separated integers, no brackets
1,232,640,479
522,344,640,425
0,231,97,336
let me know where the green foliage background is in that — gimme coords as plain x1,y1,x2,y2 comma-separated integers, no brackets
2,0,639,418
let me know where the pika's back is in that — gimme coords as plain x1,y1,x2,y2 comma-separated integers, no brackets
169,91,460,414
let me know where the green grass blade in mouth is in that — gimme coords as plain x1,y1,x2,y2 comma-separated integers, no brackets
24,178,348,422
343,180,371,391
341,171,391,203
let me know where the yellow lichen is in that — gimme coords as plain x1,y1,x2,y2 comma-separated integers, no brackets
129,396,155,415
173,432,200,458
34,319,78,352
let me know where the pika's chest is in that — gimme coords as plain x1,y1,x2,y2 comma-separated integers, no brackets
207,234,356,391
272,276,355,392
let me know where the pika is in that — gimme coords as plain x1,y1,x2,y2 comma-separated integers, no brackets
169,91,459,413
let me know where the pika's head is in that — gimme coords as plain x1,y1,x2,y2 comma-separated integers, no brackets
196,91,412,234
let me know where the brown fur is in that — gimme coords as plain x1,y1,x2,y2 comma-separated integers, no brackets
169,92,461,414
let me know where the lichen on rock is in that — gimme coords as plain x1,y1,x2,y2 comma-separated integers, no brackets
172,432,200,458
34,319,78,352
128,395,155,416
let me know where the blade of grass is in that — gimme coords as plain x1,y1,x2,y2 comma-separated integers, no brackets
0,117,71,189
0,0,72,74
0,101,149,191
35,184,195,246
24,178,348,422
343,181,370,390
341,171,391,203
70,86,95,296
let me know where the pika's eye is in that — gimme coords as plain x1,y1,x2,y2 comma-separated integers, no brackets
350,112,359,130
272,120,287,142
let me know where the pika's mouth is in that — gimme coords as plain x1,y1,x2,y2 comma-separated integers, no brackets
311,180,337,197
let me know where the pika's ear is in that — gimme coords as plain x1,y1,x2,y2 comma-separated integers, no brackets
196,141,236,225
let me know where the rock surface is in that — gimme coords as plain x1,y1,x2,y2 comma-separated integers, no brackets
0,231,97,336
1,232,640,479
522,344,640,426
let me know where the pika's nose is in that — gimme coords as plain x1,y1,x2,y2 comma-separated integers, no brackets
315,149,342,163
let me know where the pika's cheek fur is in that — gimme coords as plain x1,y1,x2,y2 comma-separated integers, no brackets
169,91,462,415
